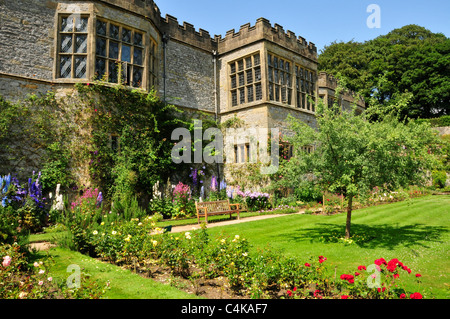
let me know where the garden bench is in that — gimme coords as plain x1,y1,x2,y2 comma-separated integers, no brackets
195,200,240,224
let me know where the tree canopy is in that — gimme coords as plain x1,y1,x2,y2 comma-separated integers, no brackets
319,25,450,119
276,90,443,238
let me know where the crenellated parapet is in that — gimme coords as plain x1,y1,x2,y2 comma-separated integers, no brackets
217,18,317,61
159,14,217,52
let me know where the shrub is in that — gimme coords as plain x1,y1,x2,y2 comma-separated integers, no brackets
432,170,447,189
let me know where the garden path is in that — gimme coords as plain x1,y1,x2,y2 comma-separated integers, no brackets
170,210,306,233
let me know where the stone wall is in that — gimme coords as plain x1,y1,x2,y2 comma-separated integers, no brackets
165,40,215,113
0,0,57,80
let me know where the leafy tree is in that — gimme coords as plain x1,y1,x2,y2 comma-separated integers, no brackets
319,25,450,119
277,88,442,238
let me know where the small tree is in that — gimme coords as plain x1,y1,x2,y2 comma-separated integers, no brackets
279,90,442,238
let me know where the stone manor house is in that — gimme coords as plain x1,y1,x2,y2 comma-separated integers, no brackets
0,0,365,175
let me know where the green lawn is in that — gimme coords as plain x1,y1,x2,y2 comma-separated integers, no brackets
205,195,450,299
37,248,200,299
32,195,449,299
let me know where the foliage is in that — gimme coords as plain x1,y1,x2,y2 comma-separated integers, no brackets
0,94,74,189
432,170,448,189
276,90,441,238
0,243,104,299
75,82,188,204
319,24,450,119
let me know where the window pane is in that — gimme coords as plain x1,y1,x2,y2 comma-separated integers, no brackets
231,90,237,106
255,67,261,82
109,41,119,59
61,17,73,32
95,58,106,79
133,48,143,65
238,60,244,72
96,37,106,57
255,83,262,101
246,69,253,84
122,28,132,43
134,32,143,46
238,72,244,87
74,56,87,78
239,88,245,104
109,61,118,83
132,67,143,87
60,35,73,53
230,63,236,74
231,75,236,89
254,54,260,66
247,86,254,103
96,20,107,36
75,35,87,53
60,56,71,78
121,45,131,63
245,57,252,69
110,24,120,40
75,17,88,33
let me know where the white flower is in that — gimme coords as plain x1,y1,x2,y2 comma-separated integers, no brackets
242,252,248,257
152,240,158,247
39,269,45,274
93,230,98,235
33,262,39,267
112,231,117,235
185,232,191,239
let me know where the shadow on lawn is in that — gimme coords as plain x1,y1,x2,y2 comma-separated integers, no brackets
286,223,448,250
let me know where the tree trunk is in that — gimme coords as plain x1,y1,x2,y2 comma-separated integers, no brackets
345,195,353,239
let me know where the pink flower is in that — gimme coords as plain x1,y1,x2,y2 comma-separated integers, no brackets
38,281,44,286
2,256,11,267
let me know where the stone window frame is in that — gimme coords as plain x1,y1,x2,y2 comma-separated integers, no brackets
55,14,91,80
229,52,262,107
295,65,317,112
234,143,251,163
94,18,147,88
267,52,293,106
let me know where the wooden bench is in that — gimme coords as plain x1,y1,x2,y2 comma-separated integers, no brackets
195,200,240,224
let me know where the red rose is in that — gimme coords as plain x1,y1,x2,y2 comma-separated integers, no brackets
410,292,423,299
287,290,292,297
415,274,422,278
305,263,311,267
375,258,387,266
377,287,386,293
355,272,360,276
399,293,406,299
358,265,367,271
394,274,400,279
341,295,349,299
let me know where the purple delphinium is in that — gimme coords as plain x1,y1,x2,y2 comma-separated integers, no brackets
96,191,103,208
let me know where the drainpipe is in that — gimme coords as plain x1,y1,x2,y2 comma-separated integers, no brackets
213,50,218,122
212,50,221,184
162,33,170,103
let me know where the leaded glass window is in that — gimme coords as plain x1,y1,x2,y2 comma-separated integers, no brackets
295,65,316,112
229,53,262,107
267,53,292,105
95,19,147,88
58,15,89,79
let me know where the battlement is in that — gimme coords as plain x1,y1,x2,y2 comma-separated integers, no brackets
160,14,217,52
217,18,317,61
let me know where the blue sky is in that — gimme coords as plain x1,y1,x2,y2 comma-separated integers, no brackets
156,0,450,53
